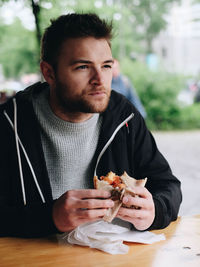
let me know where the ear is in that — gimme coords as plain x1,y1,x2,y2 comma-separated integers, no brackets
40,61,55,85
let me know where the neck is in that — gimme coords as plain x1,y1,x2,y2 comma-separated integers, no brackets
52,108,93,123
49,96,93,123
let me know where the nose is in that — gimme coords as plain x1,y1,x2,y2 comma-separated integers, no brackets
90,68,104,86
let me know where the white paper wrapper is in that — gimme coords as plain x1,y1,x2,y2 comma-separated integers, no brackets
58,220,165,255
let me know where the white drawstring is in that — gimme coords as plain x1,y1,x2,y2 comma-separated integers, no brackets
4,99,45,204
13,98,26,205
94,113,134,176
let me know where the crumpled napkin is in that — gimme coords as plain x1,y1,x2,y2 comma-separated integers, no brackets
58,220,165,255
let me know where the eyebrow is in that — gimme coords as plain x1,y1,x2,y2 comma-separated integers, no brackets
70,59,114,65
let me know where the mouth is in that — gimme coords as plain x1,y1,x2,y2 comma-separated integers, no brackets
89,91,106,96
88,89,108,99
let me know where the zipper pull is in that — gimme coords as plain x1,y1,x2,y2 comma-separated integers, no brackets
125,122,129,134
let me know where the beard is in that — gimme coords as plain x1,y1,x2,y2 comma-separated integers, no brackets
54,79,111,114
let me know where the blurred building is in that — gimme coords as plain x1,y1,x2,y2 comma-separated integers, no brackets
153,0,200,76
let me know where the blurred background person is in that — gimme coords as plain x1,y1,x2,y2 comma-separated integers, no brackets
111,59,147,118
194,81,200,103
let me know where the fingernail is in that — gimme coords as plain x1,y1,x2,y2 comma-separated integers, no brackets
110,200,114,207
123,196,128,203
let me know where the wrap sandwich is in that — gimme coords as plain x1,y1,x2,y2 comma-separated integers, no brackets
94,171,147,222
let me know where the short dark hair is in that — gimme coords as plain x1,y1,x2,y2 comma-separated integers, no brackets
41,13,113,66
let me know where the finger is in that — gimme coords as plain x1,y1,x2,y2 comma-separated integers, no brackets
66,189,111,199
117,214,147,230
77,208,109,220
118,213,154,231
122,195,146,209
117,206,148,219
74,217,102,226
128,186,150,198
71,198,114,209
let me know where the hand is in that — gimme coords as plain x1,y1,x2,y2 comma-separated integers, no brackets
117,186,155,231
52,189,114,232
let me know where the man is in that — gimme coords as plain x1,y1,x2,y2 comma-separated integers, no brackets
0,13,182,237
111,59,147,118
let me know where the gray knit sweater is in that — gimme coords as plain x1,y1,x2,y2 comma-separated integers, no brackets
32,87,102,199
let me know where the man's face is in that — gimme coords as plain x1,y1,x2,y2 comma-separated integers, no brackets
49,37,113,120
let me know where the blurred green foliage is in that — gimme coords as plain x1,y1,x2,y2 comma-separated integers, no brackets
178,104,200,129
0,18,39,77
0,0,199,130
120,58,200,130
0,0,179,77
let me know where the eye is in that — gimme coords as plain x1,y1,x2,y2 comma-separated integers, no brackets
103,64,112,69
76,65,88,70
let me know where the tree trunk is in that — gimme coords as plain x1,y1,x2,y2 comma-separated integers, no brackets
30,0,41,53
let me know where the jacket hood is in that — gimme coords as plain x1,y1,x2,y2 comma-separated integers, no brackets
2,81,136,114
2,81,137,133
1,82,137,198
1,82,52,205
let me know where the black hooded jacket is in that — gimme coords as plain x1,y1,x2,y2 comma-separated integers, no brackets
0,82,182,237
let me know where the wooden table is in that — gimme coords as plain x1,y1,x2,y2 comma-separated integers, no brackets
0,215,200,267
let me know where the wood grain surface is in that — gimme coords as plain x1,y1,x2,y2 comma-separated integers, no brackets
0,215,200,267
